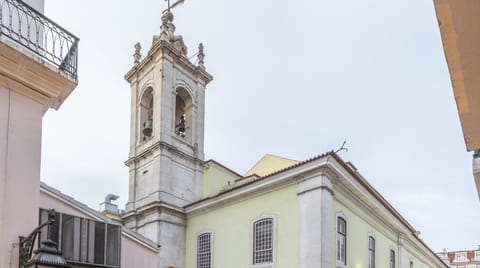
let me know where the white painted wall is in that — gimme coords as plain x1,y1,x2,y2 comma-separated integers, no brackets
0,85,43,268
297,174,334,268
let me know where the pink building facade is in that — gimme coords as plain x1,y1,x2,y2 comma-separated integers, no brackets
0,0,78,267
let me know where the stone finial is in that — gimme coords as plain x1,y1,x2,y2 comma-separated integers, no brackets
159,11,188,56
133,42,142,65
197,43,205,69
159,11,171,41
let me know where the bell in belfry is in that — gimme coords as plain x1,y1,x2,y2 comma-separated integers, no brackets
143,118,153,137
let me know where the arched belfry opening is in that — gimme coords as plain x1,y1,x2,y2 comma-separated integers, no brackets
175,87,192,141
139,87,154,141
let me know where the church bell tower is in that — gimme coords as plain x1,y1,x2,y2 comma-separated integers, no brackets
121,9,213,268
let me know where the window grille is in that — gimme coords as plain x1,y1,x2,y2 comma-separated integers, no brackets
390,250,395,268
253,218,273,265
197,233,212,268
336,217,346,265
368,236,375,268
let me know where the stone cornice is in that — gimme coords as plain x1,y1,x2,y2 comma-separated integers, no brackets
326,159,448,267
121,201,185,220
185,157,332,216
124,141,202,167
0,38,77,113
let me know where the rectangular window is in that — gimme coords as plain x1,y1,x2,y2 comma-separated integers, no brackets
336,217,346,265
39,209,121,267
253,218,273,265
368,236,375,268
476,251,480,261
455,252,467,262
390,250,395,268
197,233,212,268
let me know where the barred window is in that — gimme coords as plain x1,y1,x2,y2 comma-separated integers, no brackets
253,218,273,265
368,236,375,268
197,233,212,268
336,217,347,265
390,250,395,268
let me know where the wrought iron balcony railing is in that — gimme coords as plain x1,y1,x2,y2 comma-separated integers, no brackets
0,0,79,80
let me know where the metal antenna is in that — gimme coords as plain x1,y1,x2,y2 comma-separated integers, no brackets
335,140,348,153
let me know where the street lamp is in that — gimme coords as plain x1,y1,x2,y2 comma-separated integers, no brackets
19,209,69,268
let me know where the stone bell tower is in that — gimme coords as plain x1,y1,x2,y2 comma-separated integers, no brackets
121,10,213,268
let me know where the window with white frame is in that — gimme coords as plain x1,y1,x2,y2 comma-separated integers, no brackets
197,232,212,268
253,218,273,265
368,236,375,268
455,252,467,262
389,249,395,268
476,251,480,261
336,217,347,265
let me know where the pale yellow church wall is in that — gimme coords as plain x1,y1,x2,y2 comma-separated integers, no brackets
401,241,437,268
203,164,238,197
333,190,436,268
245,154,297,177
186,184,298,268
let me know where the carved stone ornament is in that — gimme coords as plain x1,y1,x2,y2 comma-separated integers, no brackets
159,11,188,56
197,43,205,69
133,42,142,65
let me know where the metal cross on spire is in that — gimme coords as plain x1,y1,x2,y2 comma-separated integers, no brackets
163,0,185,13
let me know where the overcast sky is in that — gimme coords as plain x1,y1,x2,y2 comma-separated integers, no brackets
41,0,480,252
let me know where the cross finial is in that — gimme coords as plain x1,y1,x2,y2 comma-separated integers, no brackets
163,0,185,13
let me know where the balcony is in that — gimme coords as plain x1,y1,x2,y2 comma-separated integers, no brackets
0,0,78,79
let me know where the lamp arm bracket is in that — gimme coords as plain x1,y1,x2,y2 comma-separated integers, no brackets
18,209,55,268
